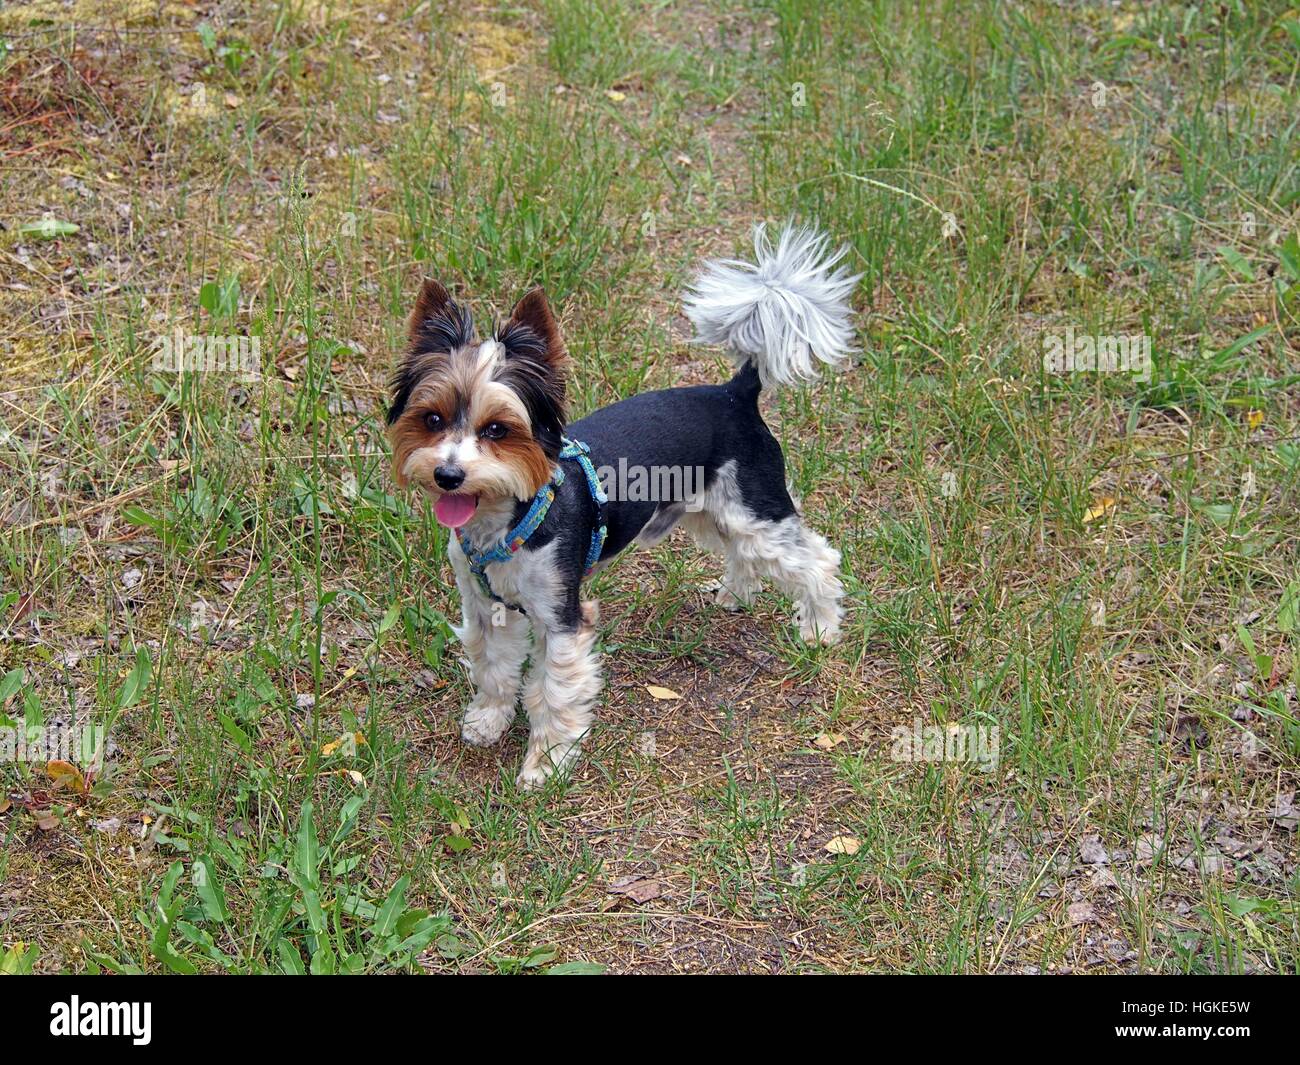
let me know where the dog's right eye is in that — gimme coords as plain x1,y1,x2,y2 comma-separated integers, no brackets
423,411,444,432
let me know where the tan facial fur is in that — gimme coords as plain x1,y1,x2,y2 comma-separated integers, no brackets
388,340,552,503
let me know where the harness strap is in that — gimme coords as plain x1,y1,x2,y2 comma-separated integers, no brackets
558,437,608,575
455,436,608,612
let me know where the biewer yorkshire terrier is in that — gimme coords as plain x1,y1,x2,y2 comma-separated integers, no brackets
387,223,859,789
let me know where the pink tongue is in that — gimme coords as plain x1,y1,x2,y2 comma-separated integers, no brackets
434,493,478,528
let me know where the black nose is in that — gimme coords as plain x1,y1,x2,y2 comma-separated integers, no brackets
434,465,465,491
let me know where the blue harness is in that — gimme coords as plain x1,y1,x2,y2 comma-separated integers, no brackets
455,437,608,613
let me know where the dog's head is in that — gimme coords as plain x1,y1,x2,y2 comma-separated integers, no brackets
386,281,568,528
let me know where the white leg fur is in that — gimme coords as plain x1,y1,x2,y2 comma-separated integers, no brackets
517,605,602,790
683,463,844,643
715,553,764,610
450,544,531,746
760,518,844,643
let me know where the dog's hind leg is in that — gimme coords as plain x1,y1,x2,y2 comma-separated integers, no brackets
737,515,844,644
450,543,531,746
685,463,844,642
681,509,764,611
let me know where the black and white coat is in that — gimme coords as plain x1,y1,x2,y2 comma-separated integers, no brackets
388,224,857,789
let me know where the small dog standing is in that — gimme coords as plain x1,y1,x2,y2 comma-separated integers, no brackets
387,223,859,788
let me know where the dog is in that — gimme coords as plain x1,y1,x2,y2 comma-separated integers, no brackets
386,223,859,789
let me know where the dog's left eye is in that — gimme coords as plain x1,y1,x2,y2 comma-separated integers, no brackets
480,422,508,441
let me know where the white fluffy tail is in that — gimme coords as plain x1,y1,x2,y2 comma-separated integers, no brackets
683,222,861,388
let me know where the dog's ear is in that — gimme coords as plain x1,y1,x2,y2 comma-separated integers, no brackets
494,287,568,447
407,278,452,345
503,287,567,368
390,279,472,427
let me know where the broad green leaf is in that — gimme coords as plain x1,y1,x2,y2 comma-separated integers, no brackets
115,647,153,710
277,939,306,975
193,855,229,922
217,710,252,754
0,668,24,705
20,216,79,239
371,875,409,938
545,961,608,975
295,800,320,887
1216,244,1255,282
1278,582,1299,635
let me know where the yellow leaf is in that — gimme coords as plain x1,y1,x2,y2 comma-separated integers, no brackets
1247,409,1264,431
645,685,680,701
825,835,861,855
604,89,626,102
322,731,363,757
1082,496,1117,524
47,760,85,793
814,732,846,749
346,770,366,787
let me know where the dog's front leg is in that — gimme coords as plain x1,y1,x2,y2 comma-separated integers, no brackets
450,546,530,746
517,601,601,791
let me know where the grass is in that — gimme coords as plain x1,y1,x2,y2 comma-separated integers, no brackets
0,0,1298,974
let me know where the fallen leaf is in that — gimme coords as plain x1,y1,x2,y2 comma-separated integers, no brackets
814,732,846,749
825,835,861,856
47,760,85,793
645,685,680,701
1247,409,1264,431
1267,791,1297,831
607,875,661,904
223,92,242,108
1134,834,1165,865
1083,496,1117,524
1079,836,1109,865
1178,851,1229,876
35,811,59,831
604,89,626,102
12,593,34,624
1067,901,1095,925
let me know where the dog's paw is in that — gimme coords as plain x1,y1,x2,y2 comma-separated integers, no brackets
515,760,552,792
461,700,514,746
795,607,841,645
705,578,758,611
516,739,581,791
802,624,841,646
